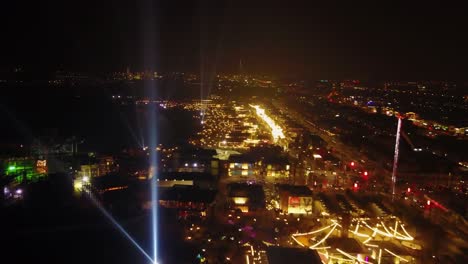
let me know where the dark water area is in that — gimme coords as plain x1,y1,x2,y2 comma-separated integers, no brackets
0,84,199,153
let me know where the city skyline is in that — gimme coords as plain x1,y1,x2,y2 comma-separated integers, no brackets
1,1,467,79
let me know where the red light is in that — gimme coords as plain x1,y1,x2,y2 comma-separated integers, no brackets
354,183,358,188
363,171,368,176
407,187,411,193
427,200,431,206
350,162,355,167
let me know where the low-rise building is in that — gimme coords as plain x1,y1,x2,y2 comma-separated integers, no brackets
228,154,256,178
227,183,265,213
158,185,217,218
277,184,313,214
157,172,216,189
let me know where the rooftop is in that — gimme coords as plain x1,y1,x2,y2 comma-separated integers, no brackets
159,185,217,203
277,184,313,196
158,172,214,182
265,246,322,264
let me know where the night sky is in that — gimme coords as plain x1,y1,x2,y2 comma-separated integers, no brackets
1,0,467,79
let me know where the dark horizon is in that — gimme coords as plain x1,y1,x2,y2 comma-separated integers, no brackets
1,0,467,80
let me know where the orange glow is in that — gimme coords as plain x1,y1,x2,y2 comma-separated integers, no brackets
233,197,248,205
102,186,128,192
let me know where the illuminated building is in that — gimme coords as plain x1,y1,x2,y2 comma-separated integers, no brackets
228,154,256,178
77,156,117,179
158,186,216,217
3,158,46,183
78,164,100,179
228,183,265,213
277,184,313,214
36,159,47,174
157,172,216,189
162,148,219,176
264,156,290,179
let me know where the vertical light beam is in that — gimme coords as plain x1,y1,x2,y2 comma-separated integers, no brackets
140,0,160,261
147,86,159,264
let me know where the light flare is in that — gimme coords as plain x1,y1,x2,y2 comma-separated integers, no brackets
83,188,153,263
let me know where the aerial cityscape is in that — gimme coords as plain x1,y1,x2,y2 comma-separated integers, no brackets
1,1,467,264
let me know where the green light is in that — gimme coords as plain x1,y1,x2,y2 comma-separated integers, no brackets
8,165,16,171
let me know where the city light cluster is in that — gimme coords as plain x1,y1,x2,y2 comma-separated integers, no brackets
291,217,416,264
250,105,285,142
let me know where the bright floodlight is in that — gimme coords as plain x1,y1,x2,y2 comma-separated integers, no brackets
83,187,153,263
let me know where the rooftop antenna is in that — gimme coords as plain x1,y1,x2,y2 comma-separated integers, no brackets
239,58,243,75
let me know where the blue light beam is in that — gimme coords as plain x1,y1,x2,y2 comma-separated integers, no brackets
139,0,160,261
148,94,159,264
84,188,154,263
